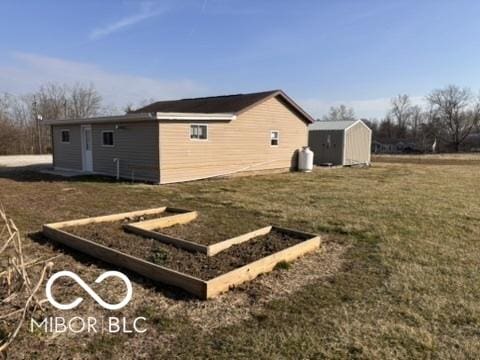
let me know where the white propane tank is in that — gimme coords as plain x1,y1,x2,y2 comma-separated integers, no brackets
298,146,314,172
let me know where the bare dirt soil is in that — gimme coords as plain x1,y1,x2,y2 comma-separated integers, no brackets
66,221,304,280
157,213,268,244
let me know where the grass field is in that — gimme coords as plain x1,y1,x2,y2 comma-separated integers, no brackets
0,154,479,359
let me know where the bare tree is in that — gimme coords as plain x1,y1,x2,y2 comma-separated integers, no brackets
0,93,33,154
0,83,105,155
321,104,356,122
125,97,157,114
410,105,424,142
377,115,395,139
427,85,480,152
33,83,67,120
69,83,102,118
389,94,413,138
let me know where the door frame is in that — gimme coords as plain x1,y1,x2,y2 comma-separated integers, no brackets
81,125,93,172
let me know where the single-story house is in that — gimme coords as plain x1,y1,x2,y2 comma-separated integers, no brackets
308,119,372,166
46,90,314,184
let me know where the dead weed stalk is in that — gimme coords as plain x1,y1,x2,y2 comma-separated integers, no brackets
0,206,56,354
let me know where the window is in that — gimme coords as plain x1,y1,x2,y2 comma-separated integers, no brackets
102,130,114,147
270,130,279,146
190,124,208,140
61,130,70,143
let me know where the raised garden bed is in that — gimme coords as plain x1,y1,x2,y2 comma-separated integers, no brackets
43,208,321,299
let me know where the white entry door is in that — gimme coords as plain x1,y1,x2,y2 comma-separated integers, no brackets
81,125,93,172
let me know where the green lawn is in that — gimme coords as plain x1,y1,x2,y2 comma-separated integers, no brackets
0,156,479,359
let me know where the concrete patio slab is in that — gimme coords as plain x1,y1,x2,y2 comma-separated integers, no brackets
0,155,52,168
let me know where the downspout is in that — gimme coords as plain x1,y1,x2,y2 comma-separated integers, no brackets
50,125,55,169
158,120,161,184
368,128,372,165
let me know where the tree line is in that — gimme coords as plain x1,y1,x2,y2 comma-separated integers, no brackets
2,83,479,155
321,85,480,152
0,83,104,155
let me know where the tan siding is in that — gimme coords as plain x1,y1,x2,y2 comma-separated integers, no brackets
159,96,308,184
52,125,82,170
344,122,372,165
92,122,160,182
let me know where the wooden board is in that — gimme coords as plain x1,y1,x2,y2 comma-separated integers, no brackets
124,224,208,254
206,229,321,298
127,211,198,230
207,226,272,256
126,224,274,256
47,207,168,228
42,225,207,298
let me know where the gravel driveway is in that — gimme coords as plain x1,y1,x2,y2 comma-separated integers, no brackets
0,155,52,168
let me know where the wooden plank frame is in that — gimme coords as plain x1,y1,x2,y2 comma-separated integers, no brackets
205,226,321,298
42,207,206,298
42,209,321,299
125,223,276,256
45,207,195,229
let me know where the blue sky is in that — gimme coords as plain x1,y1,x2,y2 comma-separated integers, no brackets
1,0,480,118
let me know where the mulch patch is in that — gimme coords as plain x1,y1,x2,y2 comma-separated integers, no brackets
65,221,304,280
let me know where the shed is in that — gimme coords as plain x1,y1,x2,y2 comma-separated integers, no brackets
45,90,314,184
308,120,372,166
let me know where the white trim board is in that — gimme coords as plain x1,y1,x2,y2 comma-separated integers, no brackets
45,112,236,126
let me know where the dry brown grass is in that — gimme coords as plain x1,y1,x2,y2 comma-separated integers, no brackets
0,154,479,358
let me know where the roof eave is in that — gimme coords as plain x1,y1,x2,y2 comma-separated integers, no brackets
43,113,156,126
44,112,237,126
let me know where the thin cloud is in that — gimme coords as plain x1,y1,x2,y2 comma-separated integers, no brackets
0,52,207,112
89,2,165,40
201,0,208,12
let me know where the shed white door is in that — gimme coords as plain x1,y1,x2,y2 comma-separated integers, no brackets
81,125,93,172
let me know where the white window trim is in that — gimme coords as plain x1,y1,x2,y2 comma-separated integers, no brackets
101,130,115,147
60,129,70,144
270,130,280,147
189,124,208,141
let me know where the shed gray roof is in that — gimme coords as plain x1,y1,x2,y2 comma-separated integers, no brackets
309,120,357,131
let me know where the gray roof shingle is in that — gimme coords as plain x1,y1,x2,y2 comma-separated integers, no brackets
132,90,279,114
